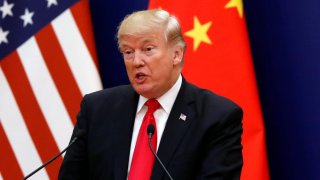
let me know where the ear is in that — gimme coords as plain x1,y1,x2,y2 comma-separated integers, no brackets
172,45,183,66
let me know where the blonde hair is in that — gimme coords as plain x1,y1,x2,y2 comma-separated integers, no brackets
117,9,186,53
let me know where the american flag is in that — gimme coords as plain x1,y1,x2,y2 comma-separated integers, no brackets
0,0,102,179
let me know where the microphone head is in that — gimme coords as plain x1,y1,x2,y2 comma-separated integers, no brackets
147,124,155,135
75,129,86,139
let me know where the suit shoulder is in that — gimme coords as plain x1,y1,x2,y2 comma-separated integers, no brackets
187,83,242,113
83,85,134,104
185,83,243,132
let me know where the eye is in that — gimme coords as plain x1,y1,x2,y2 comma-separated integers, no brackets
121,49,134,59
146,47,153,51
144,46,155,55
124,50,132,55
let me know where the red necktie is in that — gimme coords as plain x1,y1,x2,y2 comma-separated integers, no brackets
128,99,160,180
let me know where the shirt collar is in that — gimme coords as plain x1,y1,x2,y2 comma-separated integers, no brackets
136,74,182,114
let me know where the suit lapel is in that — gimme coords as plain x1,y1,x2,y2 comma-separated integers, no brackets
113,87,139,180
151,79,196,180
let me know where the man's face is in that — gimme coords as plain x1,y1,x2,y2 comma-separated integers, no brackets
119,30,181,99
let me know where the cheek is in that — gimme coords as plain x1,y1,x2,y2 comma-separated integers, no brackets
158,58,174,72
153,64,172,81
124,63,134,76
124,60,133,68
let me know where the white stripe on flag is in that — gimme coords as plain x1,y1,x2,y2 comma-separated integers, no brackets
0,68,49,180
52,9,102,95
17,37,74,152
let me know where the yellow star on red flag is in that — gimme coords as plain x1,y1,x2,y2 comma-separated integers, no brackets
225,0,243,18
148,1,270,179
184,16,212,51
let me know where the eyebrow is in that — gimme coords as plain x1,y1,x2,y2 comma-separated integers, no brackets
142,38,156,43
119,36,158,48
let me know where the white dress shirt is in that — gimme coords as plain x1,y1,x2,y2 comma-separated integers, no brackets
127,74,182,173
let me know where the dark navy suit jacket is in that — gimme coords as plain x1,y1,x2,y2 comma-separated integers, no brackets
59,79,243,180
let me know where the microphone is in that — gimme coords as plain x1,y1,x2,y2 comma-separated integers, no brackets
147,124,174,180
23,130,86,180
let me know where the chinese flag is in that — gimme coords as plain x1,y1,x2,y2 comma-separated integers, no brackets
149,0,270,179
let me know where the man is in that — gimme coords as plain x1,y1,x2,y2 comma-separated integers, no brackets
59,9,243,180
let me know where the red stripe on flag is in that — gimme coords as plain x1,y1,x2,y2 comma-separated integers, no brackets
1,52,63,179
70,0,99,69
35,25,82,124
0,123,24,180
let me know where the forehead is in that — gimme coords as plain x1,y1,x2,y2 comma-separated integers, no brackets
119,32,166,48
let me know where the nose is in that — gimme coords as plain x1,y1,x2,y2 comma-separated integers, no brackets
132,51,145,67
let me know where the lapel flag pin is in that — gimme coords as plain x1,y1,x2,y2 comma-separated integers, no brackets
179,113,187,121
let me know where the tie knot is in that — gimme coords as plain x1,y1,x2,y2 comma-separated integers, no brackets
146,99,160,114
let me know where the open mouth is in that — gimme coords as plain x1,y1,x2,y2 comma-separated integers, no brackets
136,73,146,79
135,72,147,83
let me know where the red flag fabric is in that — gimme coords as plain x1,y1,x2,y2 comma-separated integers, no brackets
0,1,102,179
149,0,270,179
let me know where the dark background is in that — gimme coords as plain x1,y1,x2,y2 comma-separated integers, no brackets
89,0,320,179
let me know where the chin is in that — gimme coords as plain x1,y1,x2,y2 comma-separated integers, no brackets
133,85,152,98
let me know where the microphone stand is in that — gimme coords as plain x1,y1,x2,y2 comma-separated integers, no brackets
23,132,83,180
148,131,174,180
